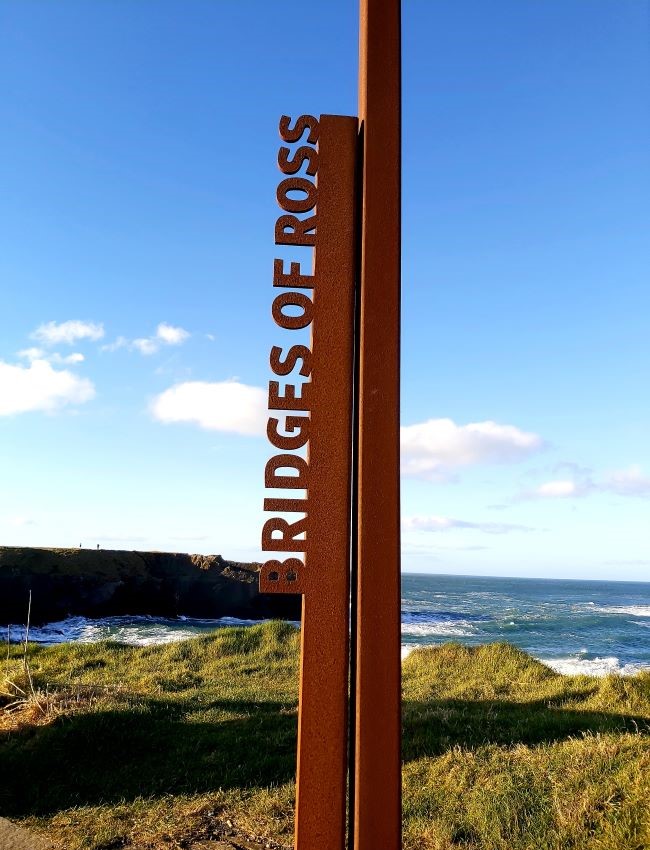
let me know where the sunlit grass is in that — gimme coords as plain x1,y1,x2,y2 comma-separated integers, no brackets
2,626,649,849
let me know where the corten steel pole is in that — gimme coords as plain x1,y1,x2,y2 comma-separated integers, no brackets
354,1,402,849
294,115,357,850
262,114,357,850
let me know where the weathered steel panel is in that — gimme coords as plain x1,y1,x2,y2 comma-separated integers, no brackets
262,113,357,850
354,1,403,848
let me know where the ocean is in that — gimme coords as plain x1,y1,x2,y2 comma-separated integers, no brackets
7,573,650,677
400,572,650,675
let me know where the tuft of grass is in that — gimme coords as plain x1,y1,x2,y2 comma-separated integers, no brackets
402,643,650,850
1,630,649,849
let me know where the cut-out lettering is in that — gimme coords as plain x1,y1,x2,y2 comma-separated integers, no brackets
273,258,315,290
263,496,308,513
261,516,308,552
275,213,317,247
270,345,312,377
267,415,310,451
278,145,318,177
259,558,305,594
272,291,313,330
277,177,317,213
265,454,309,489
279,114,319,144
268,380,311,411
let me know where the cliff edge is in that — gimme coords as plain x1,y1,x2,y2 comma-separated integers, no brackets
0,546,301,625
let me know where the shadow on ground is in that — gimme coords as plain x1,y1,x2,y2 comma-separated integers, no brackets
0,698,297,818
402,696,650,761
2,693,649,819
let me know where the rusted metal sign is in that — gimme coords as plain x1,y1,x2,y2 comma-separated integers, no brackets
354,1,402,847
262,114,356,850
261,2,401,849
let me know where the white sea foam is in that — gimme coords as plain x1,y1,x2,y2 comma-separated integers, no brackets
400,645,650,677
401,647,649,677
6,615,272,647
401,644,419,660
401,621,476,638
592,605,650,617
542,655,649,677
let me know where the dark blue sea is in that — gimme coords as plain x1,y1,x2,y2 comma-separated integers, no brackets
8,573,650,676
401,572,650,675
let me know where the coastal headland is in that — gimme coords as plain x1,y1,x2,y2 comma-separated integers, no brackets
0,546,301,626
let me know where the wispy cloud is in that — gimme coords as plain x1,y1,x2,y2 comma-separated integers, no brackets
18,347,85,366
400,417,544,482
151,379,266,436
530,479,592,499
32,320,104,346
155,323,190,346
5,516,36,528
603,465,650,497
402,515,535,534
401,540,489,556
133,338,159,355
101,336,129,353
103,323,190,356
521,464,650,500
0,359,95,415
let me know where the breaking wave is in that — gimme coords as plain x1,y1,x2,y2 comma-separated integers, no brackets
401,621,477,638
543,655,649,677
401,610,481,638
399,645,650,677
591,605,650,617
5,614,270,647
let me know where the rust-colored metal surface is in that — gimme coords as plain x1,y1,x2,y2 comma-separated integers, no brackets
353,1,402,849
261,114,357,850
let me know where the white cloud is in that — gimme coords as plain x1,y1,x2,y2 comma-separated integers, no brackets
156,322,189,346
58,352,85,365
19,348,85,366
6,516,36,528
533,479,585,499
523,465,650,500
403,515,533,534
516,461,596,501
151,380,266,436
400,417,544,481
104,323,190,356
101,336,128,353
18,347,45,361
604,466,650,497
0,359,95,415
32,320,104,346
133,337,159,356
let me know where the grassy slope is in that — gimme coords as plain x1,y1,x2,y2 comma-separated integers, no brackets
1,624,649,850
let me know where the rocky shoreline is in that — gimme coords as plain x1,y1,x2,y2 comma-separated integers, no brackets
0,546,301,626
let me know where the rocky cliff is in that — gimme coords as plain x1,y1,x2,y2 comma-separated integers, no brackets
0,547,301,626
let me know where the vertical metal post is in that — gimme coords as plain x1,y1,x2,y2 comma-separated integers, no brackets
354,2,402,849
295,115,357,850
262,114,357,850
263,4,402,843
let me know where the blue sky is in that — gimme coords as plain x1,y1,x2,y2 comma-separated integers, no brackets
1,0,648,580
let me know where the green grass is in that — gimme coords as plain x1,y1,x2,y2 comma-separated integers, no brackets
402,643,650,850
2,626,650,849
